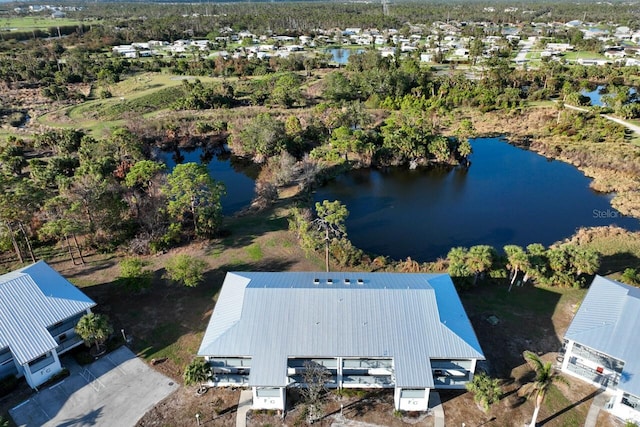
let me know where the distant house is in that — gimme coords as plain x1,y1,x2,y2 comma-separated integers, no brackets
198,272,484,412
561,276,640,423
0,261,96,388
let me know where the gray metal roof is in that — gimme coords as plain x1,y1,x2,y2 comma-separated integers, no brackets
0,261,96,365
198,272,484,388
564,275,640,396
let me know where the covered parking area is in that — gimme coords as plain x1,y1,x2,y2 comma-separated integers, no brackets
10,346,178,427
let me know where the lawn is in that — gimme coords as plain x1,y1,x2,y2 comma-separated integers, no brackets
563,51,608,61
0,17,90,31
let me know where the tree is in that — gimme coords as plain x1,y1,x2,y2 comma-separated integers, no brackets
39,196,86,265
183,358,211,386
165,163,225,238
165,254,207,287
466,372,502,412
234,114,287,163
569,247,600,277
447,246,470,281
314,200,349,272
301,360,331,424
504,245,530,291
521,351,568,427
466,245,495,285
75,313,113,354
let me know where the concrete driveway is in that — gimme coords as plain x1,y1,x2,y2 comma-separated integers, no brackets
10,346,178,427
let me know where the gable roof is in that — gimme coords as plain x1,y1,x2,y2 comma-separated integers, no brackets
0,261,96,365
564,275,640,396
199,272,484,388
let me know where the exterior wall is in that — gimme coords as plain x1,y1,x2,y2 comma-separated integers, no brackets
252,387,285,410
23,350,61,389
394,388,430,411
206,356,251,387
561,340,623,391
431,359,476,389
0,347,17,379
610,389,640,424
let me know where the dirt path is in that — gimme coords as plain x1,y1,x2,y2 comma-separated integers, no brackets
563,102,640,135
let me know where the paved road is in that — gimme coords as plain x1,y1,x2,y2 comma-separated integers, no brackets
10,346,178,427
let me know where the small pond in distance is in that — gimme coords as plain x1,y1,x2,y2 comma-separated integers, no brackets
314,137,640,261
324,48,366,65
157,147,258,216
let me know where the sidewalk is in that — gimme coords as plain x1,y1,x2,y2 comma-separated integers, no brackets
235,389,253,427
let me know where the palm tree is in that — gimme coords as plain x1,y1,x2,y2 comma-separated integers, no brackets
521,351,569,427
466,245,495,285
466,372,502,412
504,245,530,291
183,358,211,386
75,313,113,354
569,247,600,277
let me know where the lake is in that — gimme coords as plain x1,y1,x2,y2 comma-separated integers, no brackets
314,137,640,261
156,147,257,215
324,48,365,65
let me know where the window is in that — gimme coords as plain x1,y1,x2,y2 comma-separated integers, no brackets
58,334,67,342
256,388,281,398
400,389,425,399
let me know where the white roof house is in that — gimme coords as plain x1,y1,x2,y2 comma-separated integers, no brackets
199,272,484,411
0,261,95,388
562,276,640,423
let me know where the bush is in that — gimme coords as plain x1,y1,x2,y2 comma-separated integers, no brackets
166,254,207,287
118,257,153,292
183,358,210,385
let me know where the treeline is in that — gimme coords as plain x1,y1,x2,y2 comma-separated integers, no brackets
288,203,600,289
45,2,640,38
0,129,226,266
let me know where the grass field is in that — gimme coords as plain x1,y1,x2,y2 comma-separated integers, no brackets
37,72,223,136
563,51,608,61
0,16,91,31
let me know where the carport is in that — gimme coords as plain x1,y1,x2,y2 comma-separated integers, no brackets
10,346,178,427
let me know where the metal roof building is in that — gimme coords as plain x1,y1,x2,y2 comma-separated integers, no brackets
562,275,640,423
198,272,484,411
0,261,95,388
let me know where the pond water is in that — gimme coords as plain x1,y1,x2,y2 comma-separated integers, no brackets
581,85,637,106
324,48,365,65
157,147,258,215
314,137,640,262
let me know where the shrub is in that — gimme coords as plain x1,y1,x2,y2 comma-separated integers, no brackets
183,358,210,386
165,254,207,287
118,257,153,292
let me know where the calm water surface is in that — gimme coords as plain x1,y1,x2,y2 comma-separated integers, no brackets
158,148,257,215
314,138,640,261
324,48,365,65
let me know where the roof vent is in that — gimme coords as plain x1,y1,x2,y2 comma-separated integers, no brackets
327,278,333,285
313,278,320,285
357,278,364,285
344,278,350,285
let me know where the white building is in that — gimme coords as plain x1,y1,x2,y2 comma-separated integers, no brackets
0,261,96,388
198,272,484,412
562,276,640,424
